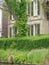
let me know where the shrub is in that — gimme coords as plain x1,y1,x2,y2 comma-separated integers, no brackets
0,35,49,50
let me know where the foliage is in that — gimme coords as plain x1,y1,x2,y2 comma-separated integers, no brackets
0,35,49,50
0,35,49,63
6,0,28,36
42,1,49,20
0,49,48,63
18,20,28,36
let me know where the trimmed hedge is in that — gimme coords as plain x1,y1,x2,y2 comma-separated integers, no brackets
0,35,49,50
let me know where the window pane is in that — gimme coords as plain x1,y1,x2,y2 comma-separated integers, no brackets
28,3,30,16
38,0,40,15
31,1,33,16
28,25,30,36
10,27,12,37
31,25,33,35
33,0,40,16
38,24,40,35
35,24,40,35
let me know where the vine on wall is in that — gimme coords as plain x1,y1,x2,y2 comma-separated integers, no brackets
42,0,49,20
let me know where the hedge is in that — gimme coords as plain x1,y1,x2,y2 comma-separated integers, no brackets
0,35,49,50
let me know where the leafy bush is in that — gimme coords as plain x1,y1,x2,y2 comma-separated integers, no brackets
0,49,48,63
0,35,49,50
0,35,49,63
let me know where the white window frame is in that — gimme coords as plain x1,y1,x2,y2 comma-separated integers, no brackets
27,0,40,16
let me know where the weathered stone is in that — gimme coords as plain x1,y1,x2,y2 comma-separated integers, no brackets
8,55,14,63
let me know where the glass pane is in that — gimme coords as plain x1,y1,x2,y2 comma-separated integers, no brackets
38,24,40,35
31,25,33,35
35,24,40,35
28,25,30,36
31,1,33,16
38,0,40,15
10,27,12,37
28,3,30,16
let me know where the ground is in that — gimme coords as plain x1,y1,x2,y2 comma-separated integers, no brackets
0,49,49,63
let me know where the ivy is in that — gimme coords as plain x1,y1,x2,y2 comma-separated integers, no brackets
5,0,28,36
42,1,49,20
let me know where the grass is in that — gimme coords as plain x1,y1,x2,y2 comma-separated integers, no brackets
0,49,49,63
0,35,49,63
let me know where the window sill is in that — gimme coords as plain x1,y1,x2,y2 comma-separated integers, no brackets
28,15,40,19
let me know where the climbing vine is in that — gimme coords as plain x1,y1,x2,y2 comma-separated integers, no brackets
42,0,49,20
5,0,28,36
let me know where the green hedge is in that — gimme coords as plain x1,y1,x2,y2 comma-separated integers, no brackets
0,35,49,50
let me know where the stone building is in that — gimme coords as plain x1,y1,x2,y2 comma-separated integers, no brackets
8,0,49,37
0,0,8,38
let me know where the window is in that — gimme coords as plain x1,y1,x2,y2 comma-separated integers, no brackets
10,15,14,20
28,25,33,36
10,27,12,37
27,2,30,16
31,1,33,16
13,27,17,37
33,0,40,16
31,25,33,35
28,24,40,36
35,24,40,35
27,1,33,16
38,0,40,15
33,0,38,16
28,25,30,36
27,0,40,16
12,15,14,20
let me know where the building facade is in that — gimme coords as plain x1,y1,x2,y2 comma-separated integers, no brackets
2,7,8,38
0,0,8,38
8,0,49,37
8,15,16,37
